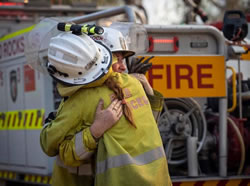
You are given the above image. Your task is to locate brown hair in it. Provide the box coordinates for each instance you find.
[105,76,136,128]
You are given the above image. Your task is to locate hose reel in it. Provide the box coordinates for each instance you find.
[158,98,207,165]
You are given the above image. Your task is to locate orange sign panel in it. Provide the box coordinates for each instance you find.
[144,56,226,98]
[241,47,250,60]
[24,65,35,92]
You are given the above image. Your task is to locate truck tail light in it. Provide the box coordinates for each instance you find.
[148,36,179,53]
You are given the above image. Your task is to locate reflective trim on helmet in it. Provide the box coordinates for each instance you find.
[96,146,165,174]
[51,59,113,88]
[84,51,100,71]
[49,44,83,63]
[48,50,101,75]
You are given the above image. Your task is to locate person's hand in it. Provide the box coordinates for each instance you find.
[130,73,154,96]
[126,56,154,74]
[90,99,123,139]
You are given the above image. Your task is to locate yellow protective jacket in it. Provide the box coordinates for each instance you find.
[40,72,171,186]
[94,74,171,186]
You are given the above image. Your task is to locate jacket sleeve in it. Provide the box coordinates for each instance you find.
[147,89,164,122]
[40,97,84,157]
[40,96,98,167]
[58,127,97,167]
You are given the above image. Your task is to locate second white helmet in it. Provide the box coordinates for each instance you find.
[91,27,135,58]
[47,32,112,86]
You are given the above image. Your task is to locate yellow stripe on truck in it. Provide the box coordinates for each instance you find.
[0,25,35,42]
[203,180,219,186]
[173,178,250,185]
[0,112,5,129]
[226,179,242,186]
[179,182,195,186]
[6,111,24,130]
[0,171,16,180]
[25,109,45,129]
[0,109,45,130]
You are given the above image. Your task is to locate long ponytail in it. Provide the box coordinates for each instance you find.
[105,76,136,128]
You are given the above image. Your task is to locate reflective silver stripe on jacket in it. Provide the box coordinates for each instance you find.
[56,156,93,175]
[42,122,49,129]
[153,110,161,123]
[96,146,165,174]
[75,131,94,160]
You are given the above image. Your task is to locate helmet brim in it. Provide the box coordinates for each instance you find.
[113,50,135,59]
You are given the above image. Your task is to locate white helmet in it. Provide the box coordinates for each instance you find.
[91,27,135,58]
[47,32,112,86]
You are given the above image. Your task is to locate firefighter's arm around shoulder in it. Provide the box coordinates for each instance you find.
[58,98,122,167]
[148,89,164,122]
[40,98,122,167]
[40,97,88,161]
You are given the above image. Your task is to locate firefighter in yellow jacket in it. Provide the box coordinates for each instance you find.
[40,32,172,186]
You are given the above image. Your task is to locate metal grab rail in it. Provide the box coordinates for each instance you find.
[227,66,237,112]
[69,5,136,24]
